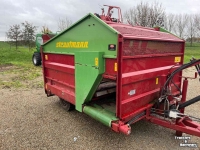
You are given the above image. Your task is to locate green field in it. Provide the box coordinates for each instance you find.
[185,43,200,62]
[0,42,42,88]
[0,42,34,66]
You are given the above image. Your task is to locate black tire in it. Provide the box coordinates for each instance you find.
[32,52,41,66]
[59,98,75,111]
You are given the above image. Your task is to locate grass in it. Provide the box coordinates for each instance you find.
[185,43,200,63]
[0,42,34,67]
[0,41,42,88]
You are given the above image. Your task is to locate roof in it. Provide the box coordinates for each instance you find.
[43,13,119,46]
[109,23,184,42]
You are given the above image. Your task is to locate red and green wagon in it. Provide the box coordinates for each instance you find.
[41,6,200,136]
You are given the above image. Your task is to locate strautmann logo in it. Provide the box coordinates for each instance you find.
[56,41,88,48]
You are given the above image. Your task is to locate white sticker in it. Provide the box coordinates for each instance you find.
[128,90,136,96]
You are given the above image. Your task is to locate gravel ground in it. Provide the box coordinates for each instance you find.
[0,67,200,150]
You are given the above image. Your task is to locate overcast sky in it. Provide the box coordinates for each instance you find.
[1,0,200,41]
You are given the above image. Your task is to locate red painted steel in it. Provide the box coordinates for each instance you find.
[123,40,182,56]
[41,53,76,104]
[111,121,131,135]
[110,24,183,42]
[116,34,123,117]
[42,34,55,43]
[148,116,200,137]
[180,78,188,114]
[114,33,184,120]
[104,58,117,79]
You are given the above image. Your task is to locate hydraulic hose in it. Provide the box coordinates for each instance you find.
[160,59,200,97]
[179,95,200,109]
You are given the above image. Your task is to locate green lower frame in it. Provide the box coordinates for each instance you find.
[83,104,118,127]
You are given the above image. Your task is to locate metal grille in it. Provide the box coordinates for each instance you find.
[123,40,182,56]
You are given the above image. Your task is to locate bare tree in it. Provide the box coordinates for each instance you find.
[174,14,188,39]
[124,1,165,27]
[6,24,22,50]
[21,21,37,50]
[194,14,200,42]
[186,14,198,46]
[57,17,72,31]
[41,25,52,34]
[164,13,176,33]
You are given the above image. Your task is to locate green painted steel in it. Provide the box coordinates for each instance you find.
[157,27,171,34]
[75,51,105,112]
[35,34,43,52]
[83,104,118,127]
[155,26,179,38]
[42,13,118,58]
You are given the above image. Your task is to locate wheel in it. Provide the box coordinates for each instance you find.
[32,52,41,66]
[59,98,75,111]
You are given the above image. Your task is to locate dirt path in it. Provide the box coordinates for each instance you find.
[0,67,199,150]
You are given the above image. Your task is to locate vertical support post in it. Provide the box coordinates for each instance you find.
[180,78,188,114]
[116,35,123,118]
[40,47,47,93]
[176,78,188,136]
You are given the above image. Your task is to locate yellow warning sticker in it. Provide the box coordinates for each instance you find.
[175,57,181,63]
[45,55,48,60]
[95,57,98,66]
[156,78,159,85]
[114,63,117,71]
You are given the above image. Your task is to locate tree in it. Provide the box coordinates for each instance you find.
[124,2,165,27]
[21,21,37,50]
[41,26,52,34]
[57,17,72,31]
[6,24,22,50]
[187,14,198,46]
[174,14,188,39]
[194,14,200,41]
[164,13,176,33]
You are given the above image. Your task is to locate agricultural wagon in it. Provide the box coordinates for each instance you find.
[41,5,200,136]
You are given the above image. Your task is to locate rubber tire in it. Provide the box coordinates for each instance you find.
[59,98,75,111]
[32,52,41,66]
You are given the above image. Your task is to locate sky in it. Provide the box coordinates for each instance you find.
[1,0,200,41]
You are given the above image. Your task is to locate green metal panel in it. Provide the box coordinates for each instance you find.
[42,13,118,58]
[35,34,42,52]
[83,104,118,127]
[155,26,180,39]
[75,51,105,112]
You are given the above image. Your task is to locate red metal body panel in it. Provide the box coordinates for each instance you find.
[42,34,55,43]
[115,36,184,121]
[104,58,117,79]
[42,53,76,104]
